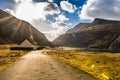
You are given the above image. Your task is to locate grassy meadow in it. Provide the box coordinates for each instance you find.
[0,45,28,72]
[45,49,120,80]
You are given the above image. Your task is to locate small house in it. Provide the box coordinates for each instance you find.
[19,38,39,50]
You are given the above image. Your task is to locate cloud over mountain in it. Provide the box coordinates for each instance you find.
[80,0,120,20]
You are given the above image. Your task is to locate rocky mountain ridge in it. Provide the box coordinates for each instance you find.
[0,9,52,46]
[53,18,120,49]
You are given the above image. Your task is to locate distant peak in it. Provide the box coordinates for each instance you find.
[92,18,120,25]
[94,18,120,22]
[94,18,109,21]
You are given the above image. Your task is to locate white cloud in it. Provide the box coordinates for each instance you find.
[44,3,60,15]
[31,19,54,32]
[49,13,71,40]
[60,1,77,13]
[55,14,69,21]
[4,9,15,15]
[13,0,60,22]
[48,27,68,41]
[44,32,55,41]
[80,0,120,20]
[53,13,71,28]
[14,0,32,3]
[52,21,68,28]
[48,12,73,40]
[48,0,53,2]
[15,2,46,21]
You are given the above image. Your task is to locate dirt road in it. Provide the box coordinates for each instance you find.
[0,51,98,80]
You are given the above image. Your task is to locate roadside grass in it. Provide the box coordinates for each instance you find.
[0,45,29,72]
[45,49,120,80]
[0,44,17,49]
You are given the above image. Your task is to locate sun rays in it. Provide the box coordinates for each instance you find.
[10,21,23,38]
[0,15,13,22]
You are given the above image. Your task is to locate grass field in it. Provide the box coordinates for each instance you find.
[0,45,28,72]
[45,49,120,80]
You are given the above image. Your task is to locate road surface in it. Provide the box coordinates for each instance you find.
[0,50,98,80]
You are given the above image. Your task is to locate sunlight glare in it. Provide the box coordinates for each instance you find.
[101,73,109,80]
[15,1,47,22]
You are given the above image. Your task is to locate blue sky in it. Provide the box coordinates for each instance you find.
[0,0,120,41]
[0,0,89,26]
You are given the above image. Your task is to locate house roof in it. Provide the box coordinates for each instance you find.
[27,38,38,45]
[20,38,38,45]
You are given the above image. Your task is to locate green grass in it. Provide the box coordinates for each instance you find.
[45,49,120,80]
[0,46,28,72]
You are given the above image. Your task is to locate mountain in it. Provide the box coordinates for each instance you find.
[0,9,52,46]
[53,18,120,49]
[66,23,90,33]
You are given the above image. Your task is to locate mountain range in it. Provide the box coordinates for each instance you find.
[53,18,120,49]
[1,9,120,49]
[0,9,52,46]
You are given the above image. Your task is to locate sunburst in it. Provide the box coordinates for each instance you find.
[0,15,12,22]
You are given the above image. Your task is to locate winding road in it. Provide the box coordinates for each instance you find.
[0,50,98,80]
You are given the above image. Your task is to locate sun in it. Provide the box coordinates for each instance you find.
[15,1,47,22]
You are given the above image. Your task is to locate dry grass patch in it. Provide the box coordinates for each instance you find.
[45,49,120,80]
[0,49,28,72]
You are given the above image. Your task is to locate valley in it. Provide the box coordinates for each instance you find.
[0,5,120,80]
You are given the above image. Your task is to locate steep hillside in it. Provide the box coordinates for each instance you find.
[0,9,52,46]
[66,23,90,33]
[53,18,120,49]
